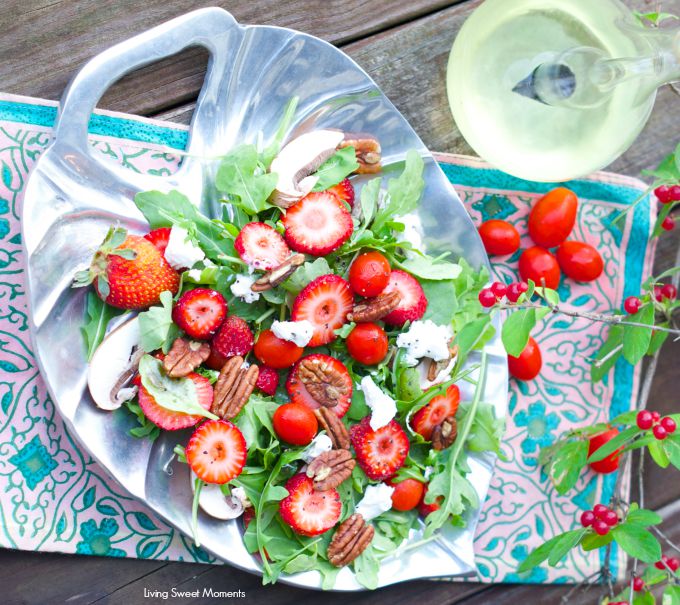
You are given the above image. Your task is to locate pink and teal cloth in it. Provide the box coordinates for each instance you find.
[0,94,655,583]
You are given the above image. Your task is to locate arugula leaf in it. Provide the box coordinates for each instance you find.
[396,256,462,280]
[311,146,359,191]
[281,258,331,294]
[611,523,661,563]
[80,291,125,361]
[420,279,458,325]
[215,144,278,215]
[137,291,178,353]
[465,402,504,455]
[359,177,380,234]
[138,355,218,419]
[371,150,425,233]
[123,399,161,442]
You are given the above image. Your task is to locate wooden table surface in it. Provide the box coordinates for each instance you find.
[1,1,679,603]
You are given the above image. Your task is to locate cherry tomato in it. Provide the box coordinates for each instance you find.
[346,323,389,365]
[272,402,318,445]
[204,346,227,371]
[388,478,425,511]
[254,329,303,369]
[349,251,391,297]
[508,336,542,381]
[556,241,603,282]
[418,487,442,517]
[519,246,561,289]
[478,219,521,256]
[587,428,621,474]
[528,187,578,248]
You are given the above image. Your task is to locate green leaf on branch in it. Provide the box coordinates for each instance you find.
[543,439,589,495]
[547,528,588,566]
[663,585,680,605]
[648,440,670,468]
[517,529,585,572]
[625,508,662,527]
[581,531,614,551]
[611,524,662,563]
[501,308,537,357]
[622,304,655,364]
[587,426,637,463]
[591,325,624,383]
[535,287,560,307]
[665,435,680,470]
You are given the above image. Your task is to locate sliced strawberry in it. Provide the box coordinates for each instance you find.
[144,227,172,255]
[234,222,290,270]
[286,354,352,418]
[138,372,213,431]
[327,178,355,209]
[211,316,254,358]
[291,274,353,346]
[279,473,341,536]
[172,288,227,340]
[282,191,353,255]
[256,365,279,396]
[350,417,409,480]
[382,269,427,326]
[411,384,460,440]
[185,419,247,484]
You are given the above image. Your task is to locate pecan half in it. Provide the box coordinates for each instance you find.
[427,344,459,382]
[163,338,211,378]
[327,514,374,567]
[431,416,457,451]
[347,291,400,323]
[339,133,381,174]
[298,357,350,408]
[306,449,355,491]
[211,356,259,420]
[314,408,351,450]
[251,253,305,292]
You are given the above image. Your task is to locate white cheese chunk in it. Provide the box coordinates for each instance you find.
[360,376,397,431]
[355,483,395,521]
[396,320,452,367]
[164,226,205,270]
[301,433,333,463]
[271,320,314,348]
[230,274,260,303]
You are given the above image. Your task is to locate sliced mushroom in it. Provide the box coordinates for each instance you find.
[87,316,142,411]
[190,472,244,520]
[269,129,345,208]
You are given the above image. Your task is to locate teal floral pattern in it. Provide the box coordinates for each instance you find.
[0,96,654,585]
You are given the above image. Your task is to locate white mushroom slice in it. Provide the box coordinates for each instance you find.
[270,129,345,208]
[87,316,142,411]
[190,472,244,520]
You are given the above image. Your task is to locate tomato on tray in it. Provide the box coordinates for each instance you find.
[508,337,542,381]
[556,241,603,282]
[478,219,520,256]
[587,428,621,474]
[519,246,561,290]
[528,187,578,248]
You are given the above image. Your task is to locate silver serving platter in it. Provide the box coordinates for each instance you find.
[22,8,508,591]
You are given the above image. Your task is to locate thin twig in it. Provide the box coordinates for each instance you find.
[652,526,680,554]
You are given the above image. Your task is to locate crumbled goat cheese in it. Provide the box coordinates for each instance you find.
[423,466,434,480]
[271,320,314,348]
[360,376,397,431]
[230,274,260,303]
[301,433,333,463]
[164,226,205,270]
[355,483,395,521]
[396,320,453,366]
[398,213,425,258]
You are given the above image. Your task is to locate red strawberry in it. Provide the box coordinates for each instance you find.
[279,473,341,536]
[172,288,227,340]
[144,227,172,255]
[138,372,213,430]
[291,274,353,346]
[185,419,247,484]
[350,417,409,480]
[73,226,180,310]
[381,270,427,326]
[234,222,290,270]
[286,354,352,417]
[327,178,355,209]
[282,191,353,255]
[211,316,254,358]
[256,366,279,396]
[411,384,460,440]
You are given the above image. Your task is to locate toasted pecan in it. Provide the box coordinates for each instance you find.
[306,449,355,491]
[163,338,210,378]
[339,133,381,174]
[431,416,457,451]
[314,407,350,450]
[211,356,259,419]
[251,253,305,292]
[297,357,350,408]
[347,291,400,323]
[327,514,374,567]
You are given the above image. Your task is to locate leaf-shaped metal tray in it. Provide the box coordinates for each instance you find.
[22,7,508,590]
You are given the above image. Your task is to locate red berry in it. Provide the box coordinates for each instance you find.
[518,282,529,293]
[234,222,290,270]
[506,283,521,303]
[381,270,428,326]
[602,510,619,526]
[580,510,596,527]
[652,411,661,422]
[593,503,609,519]
[593,520,610,536]
[654,285,664,302]
[211,316,254,358]
[508,337,542,381]
[185,420,247,484]
[661,284,677,300]
[350,417,410,481]
[388,478,425,512]
[172,288,228,340]
[253,329,303,369]
[479,288,496,308]
[637,410,654,430]
[670,185,680,201]
[286,354,352,418]
[653,424,668,440]
[256,366,279,396]
[655,555,670,570]
[279,474,341,536]
[662,216,675,231]
[654,185,673,204]
[346,323,389,365]
[588,429,621,474]
[272,402,318,446]
[660,416,677,434]
[633,577,644,592]
[490,281,507,297]
[291,274,353,347]
[668,556,680,572]
[348,251,391,297]
[624,296,642,314]
[418,489,443,517]
[411,384,461,440]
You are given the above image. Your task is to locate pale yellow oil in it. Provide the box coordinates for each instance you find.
[447,0,656,182]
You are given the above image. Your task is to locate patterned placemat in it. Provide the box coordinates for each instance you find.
[0,93,654,583]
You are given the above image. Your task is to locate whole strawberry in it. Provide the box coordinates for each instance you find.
[74,226,180,310]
